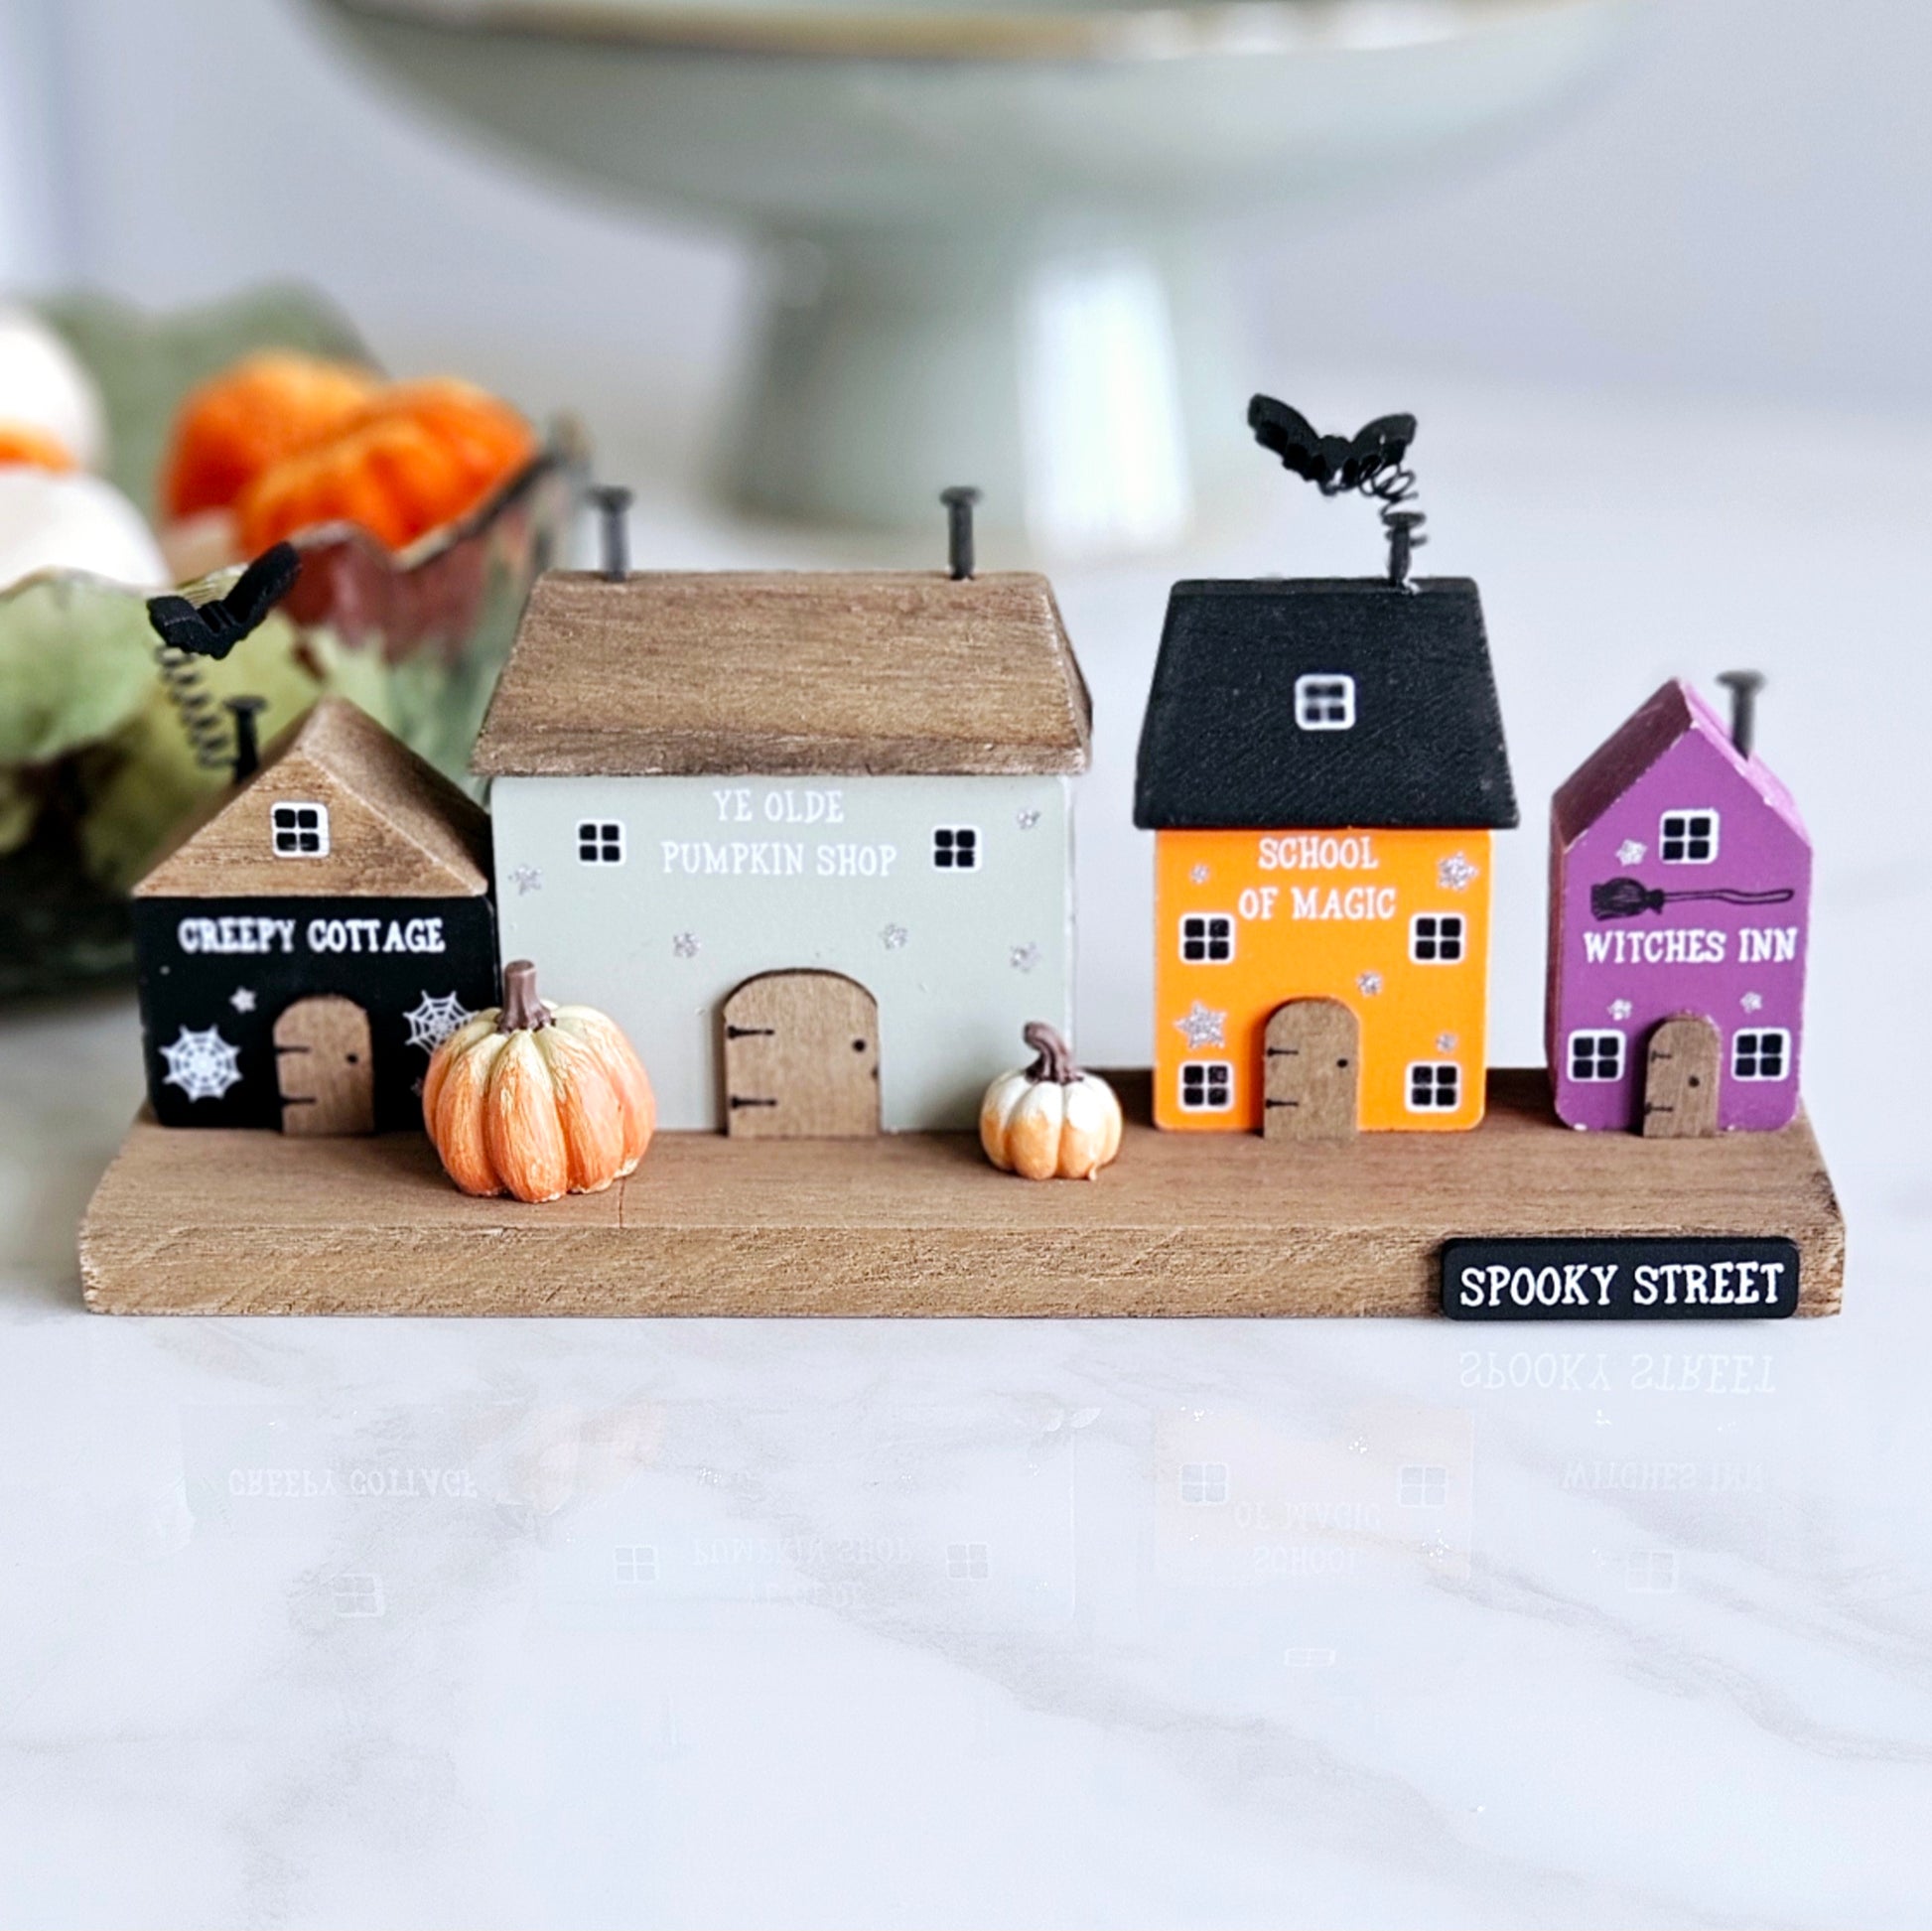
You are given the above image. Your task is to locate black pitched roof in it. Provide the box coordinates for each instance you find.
[1133,576,1518,831]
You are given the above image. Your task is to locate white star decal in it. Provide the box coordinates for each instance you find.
[1015,808,1041,830]
[161,1026,242,1102]
[1609,999,1633,1022]
[229,987,256,1014]
[881,923,908,951]
[510,865,543,896]
[404,991,475,1055]
[1438,853,1479,893]
[672,932,700,959]
[1617,839,1647,867]
[1010,942,1041,973]
[1189,863,1211,885]
[1740,991,1764,1013]
[1357,971,1383,997]
[1173,1001,1226,1049]
[1437,1033,1458,1053]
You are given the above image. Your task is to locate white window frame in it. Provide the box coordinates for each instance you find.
[945,1542,990,1580]
[1178,911,1236,965]
[931,825,980,872]
[1405,1061,1461,1113]
[613,1545,658,1584]
[1178,1059,1235,1112]
[1397,1465,1448,1508]
[1409,910,1467,965]
[1179,1461,1229,1506]
[577,818,625,866]
[1731,1028,1792,1082]
[1658,807,1721,865]
[1294,672,1356,732]
[1567,1030,1627,1082]
[270,800,330,859]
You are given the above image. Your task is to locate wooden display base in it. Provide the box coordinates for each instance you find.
[77,1071,1845,1318]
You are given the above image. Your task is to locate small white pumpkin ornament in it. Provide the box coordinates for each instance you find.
[980,1023,1123,1181]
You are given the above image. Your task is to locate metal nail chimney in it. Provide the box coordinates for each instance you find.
[225,695,267,785]
[589,484,632,582]
[1717,669,1765,758]
[940,485,981,581]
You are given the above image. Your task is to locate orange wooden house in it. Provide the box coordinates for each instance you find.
[1134,576,1518,1136]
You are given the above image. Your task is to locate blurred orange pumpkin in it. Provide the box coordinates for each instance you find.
[0,423,77,472]
[236,378,537,555]
[162,350,378,520]
[423,960,655,1203]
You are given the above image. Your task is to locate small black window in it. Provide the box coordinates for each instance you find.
[1410,912,1466,964]
[1659,809,1719,864]
[932,826,979,871]
[1732,1029,1790,1081]
[1407,1061,1460,1112]
[1179,913,1234,964]
[1178,1061,1234,1112]
[1568,1031,1626,1082]
[270,801,329,858]
[578,820,624,865]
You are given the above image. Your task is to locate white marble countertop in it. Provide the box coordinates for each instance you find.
[3,383,1930,1929]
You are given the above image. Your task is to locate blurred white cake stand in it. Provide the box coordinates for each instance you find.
[313,0,1634,550]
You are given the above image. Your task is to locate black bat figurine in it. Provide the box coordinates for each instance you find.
[1247,395,1417,496]
[145,542,301,660]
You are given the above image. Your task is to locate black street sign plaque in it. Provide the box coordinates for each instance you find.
[1441,1237,1800,1321]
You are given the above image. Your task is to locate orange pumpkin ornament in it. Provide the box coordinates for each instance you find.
[161,350,379,519]
[236,377,537,554]
[0,422,77,473]
[423,960,655,1203]
[979,1023,1123,1180]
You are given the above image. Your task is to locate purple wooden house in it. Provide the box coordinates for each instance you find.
[1547,676,1810,1134]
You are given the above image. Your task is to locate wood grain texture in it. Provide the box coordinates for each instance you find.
[723,971,880,1139]
[1264,998,1359,1141]
[470,572,1092,777]
[136,698,491,899]
[1644,1015,1722,1139]
[79,1070,1846,1318]
[273,996,374,1136]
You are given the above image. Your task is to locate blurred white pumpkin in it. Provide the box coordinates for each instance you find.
[0,305,106,471]
[980,1022,1123,1181]
[0,470,167,590]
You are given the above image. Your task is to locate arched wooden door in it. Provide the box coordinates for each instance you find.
[274,995,374,1135]
[1642,1013,1721,1138]
[722,971,880,1139]
[1263,998,1360,1141]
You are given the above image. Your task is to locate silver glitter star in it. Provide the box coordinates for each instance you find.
[1609,999,1633,1022]
[1015,808,1041,830]
[1010,942,1041,973]
[1357,971,1383,997]
[1616,839,1646,867]
[510,864,543,896]
[1439,852,1479,893]
[1173,1000,1226,1049]
[1437,1033,1458,1053]
[1189,863,1211,885]
[672,932,700,959]
[1740,990,1764,1013]
[229,987,256,1014]
[881,923,908,951]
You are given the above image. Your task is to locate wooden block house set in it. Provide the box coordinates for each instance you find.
[1547,674,1811,1136]
[1134,408,1518,1139]
[131,697,499,1133]
[469,517,1091,1136]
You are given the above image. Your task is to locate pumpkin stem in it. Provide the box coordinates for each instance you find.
[1023,1021,1080,1085]
[496,959,552,1034]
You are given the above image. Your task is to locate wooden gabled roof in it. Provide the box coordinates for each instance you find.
[136,697,491,899]
[470,571,1092,777]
